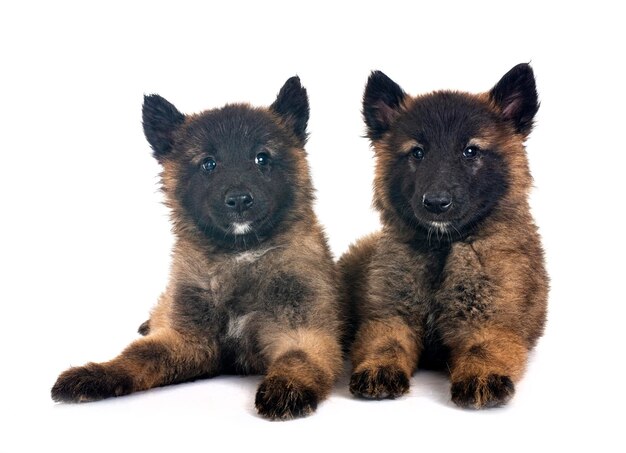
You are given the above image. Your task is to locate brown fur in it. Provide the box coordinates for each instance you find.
[52,78,343,420]
[341,65,548,408]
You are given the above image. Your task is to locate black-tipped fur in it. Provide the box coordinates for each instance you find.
[51,363,134,403]
[349,365,410,399]
[451,374,515,409]
[142,94,185,158]
[270,76,309,145]
[255,376,319,420]
[53,77,343,421]
[363,70,408,140]
[341,63,547,411]
[489,63,539,136]
[137,320,150,336]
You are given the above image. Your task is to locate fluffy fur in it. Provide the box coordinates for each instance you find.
[52,77,343,420]
[340,64,548,408]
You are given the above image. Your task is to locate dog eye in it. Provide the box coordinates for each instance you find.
[201,157,217,172]
[255,152,270,166]
[463,146,479,159]
[411,146,425,160]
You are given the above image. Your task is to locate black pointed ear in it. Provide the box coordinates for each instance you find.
[363,71,407,140]
[142,94,185,159]
[270,76,309,145]
[489,63,539,136]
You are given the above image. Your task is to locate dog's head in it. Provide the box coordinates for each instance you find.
[143,77,312,249]
[363,63,538,241]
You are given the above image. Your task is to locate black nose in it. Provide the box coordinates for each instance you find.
[423,193,452,214]
[225,190,254,211]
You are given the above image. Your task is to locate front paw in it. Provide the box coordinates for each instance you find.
[255,376,318,420]
[51,363,134,403]
[451,374,514,409]
[349,365,410,399]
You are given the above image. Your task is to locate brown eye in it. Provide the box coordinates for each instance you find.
[255,152,270,166]
[201,157,217,172]
[411,146,425,160]
[463,146,479,159]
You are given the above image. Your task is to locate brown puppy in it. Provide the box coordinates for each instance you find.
[51,77,343,420]
[340,64,548,408]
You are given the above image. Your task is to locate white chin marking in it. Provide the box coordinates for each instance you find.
[430,221,450,233]
[232,222,252,235]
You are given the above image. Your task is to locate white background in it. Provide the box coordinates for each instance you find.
[1,1,624,451]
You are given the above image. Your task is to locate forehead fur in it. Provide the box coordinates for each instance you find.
[175,104,296,156]
[392,91,502,146]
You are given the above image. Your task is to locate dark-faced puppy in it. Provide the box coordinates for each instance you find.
[340,64,548,408]
[52,77,343,420]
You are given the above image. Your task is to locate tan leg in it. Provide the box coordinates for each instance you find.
[349,317,420,399]
[51,330,217,402]
[255,327,342,420]
[449,327,527,409]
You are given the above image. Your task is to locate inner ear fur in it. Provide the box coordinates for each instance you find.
[270,76,310,145]
[142,94,185,159]
[489,63,539,136]
[363,70,408,140]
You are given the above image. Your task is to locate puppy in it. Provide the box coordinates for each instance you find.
[340,64,548,408]
[52,77,343,420]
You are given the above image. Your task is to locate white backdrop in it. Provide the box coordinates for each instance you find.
[1,1,624,451]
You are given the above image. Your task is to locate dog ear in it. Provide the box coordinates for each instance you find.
[489,63,539,136]
[270,76,309,145]
[142,94,185,159]
[363,71,407,140]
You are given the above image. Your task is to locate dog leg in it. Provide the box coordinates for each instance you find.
[51,329,217,402]
[255,327,342,420]
[437,241,534,408]
[349,317,419,399]
[448,328,527,409]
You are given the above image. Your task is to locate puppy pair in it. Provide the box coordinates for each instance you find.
[52,64,548,417]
